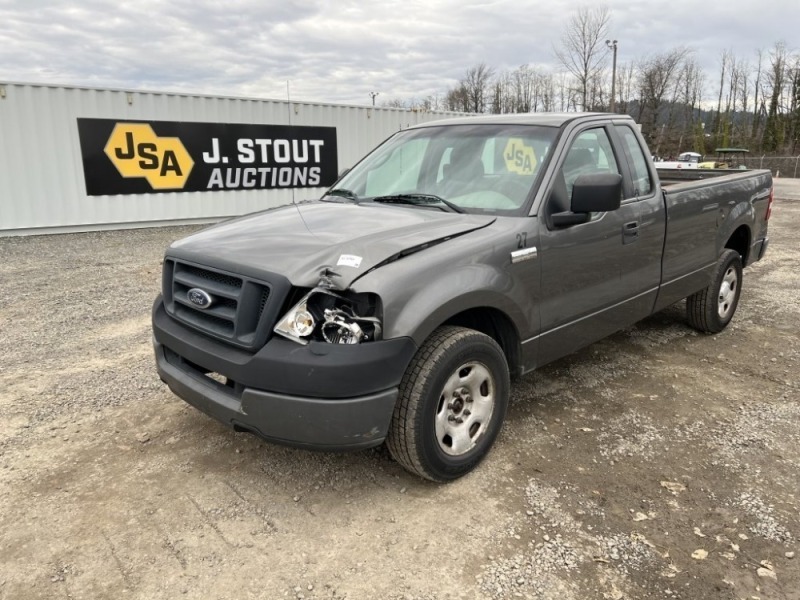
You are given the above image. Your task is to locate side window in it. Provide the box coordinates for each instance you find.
[616,126,652,196]
[561,128,620,198]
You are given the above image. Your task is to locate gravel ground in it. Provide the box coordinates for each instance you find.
[1,180,798,600]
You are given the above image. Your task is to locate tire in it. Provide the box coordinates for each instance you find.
[686,249,743,333]
[386,326,510,482]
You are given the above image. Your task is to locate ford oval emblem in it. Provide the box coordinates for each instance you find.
[187,288,213,310]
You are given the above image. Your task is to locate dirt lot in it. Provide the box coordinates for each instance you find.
[1,181,798,600]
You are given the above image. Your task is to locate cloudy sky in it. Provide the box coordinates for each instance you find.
[1,0,798,107]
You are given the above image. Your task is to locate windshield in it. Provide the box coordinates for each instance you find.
[326,123,557,215]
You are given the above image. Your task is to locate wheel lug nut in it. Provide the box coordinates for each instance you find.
[448,415,456,422]
[463,410,471,417]
[447,403,455,409]
[456,417,464,424]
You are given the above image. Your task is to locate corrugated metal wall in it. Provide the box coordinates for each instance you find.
[0,82,462,235]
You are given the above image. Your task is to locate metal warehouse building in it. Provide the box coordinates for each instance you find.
[0,82,461,235]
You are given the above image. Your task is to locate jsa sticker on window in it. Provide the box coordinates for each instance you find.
[503,138,537,175]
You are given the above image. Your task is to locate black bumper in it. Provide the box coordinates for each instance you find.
[152,298,417,450]
[756,237,769,261]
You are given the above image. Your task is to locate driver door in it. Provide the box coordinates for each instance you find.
[536,125,650,366]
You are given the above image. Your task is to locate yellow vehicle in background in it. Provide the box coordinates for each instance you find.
[699,148,749,169]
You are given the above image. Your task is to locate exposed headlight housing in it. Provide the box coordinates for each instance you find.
[273,295,316,343]
[274,288,382,345]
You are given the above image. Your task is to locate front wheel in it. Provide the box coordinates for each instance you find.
[686,249,743,333]
[386,326,510,482]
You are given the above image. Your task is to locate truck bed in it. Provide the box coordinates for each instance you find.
[654,168,772,313]
[657,168,756,187]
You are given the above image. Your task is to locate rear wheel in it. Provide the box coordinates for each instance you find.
[686,249,743,333]
[386,326,510,482]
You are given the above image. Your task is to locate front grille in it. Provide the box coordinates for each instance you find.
[257,289,270,320]
[163,259,288,350]
[178,264,243,289]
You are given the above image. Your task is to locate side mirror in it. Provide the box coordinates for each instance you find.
[550,173,622,228]
[570,173,622,213]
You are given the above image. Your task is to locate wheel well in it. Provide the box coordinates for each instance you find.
[443,308,522,378]
[725,225,751,265]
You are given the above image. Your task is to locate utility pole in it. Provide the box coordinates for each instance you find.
[605,39,618,113]
[369,91,379,106]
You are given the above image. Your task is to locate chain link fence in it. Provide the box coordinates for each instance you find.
[751,156,800,178]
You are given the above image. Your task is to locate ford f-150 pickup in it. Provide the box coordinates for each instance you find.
[152,113,773,481]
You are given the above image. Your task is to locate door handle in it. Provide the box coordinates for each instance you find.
[623,221,639,245]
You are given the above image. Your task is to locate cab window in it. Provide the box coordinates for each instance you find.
[615,126,653,196]
[561,128,620,198]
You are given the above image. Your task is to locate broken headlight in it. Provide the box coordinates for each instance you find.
[274,288,382,345]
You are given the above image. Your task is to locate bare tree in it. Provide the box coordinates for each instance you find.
[540,73,556,112]
[490,76,506,114]
[751,49,764,142]
[462,63,495,113]
[513,64,537,112]
[763,42,788,151]
[381,98,409,109]
[790,59,800,153]
[419,94,442,111]
[554,6,611,111]
[615,61,636,115]
[489,64,547,114]
[721,52,741,147]
[713,50,731,140]
[586,70,608,111]
[678,58,705,154]
[738,60,751,143]
[636,47,689,146]
[444,84,470,112]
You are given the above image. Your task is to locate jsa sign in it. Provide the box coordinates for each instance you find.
[77,118,338,196]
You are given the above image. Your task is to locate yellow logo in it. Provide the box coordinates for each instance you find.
[503,138,537,175]
[104,123,194,190]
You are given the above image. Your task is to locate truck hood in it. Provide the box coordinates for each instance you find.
[168,201,496,288]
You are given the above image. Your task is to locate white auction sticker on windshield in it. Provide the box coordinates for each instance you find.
[337,254,363,268]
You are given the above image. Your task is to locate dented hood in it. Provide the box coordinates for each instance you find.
[168,201,495,287]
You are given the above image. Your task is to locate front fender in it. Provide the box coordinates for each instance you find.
[354,259,537,346]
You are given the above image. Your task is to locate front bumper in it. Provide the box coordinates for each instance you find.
[153,298,417,450]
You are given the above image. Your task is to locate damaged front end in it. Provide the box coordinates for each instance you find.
[274,286,383,345]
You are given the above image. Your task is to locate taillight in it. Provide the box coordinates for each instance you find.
[766,186,774,221]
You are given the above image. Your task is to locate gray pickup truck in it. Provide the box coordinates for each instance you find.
[152,113,773,481]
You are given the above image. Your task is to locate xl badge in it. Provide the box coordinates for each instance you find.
[187,288,213,309]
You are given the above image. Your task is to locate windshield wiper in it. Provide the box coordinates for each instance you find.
[324,188,360,202]
[371,193,466,214]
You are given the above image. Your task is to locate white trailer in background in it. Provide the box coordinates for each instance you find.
[0,82,463,235]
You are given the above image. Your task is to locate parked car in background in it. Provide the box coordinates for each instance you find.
[655,151,702,170]
[699,148,750,169]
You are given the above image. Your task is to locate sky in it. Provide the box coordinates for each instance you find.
[1,0,798,108]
